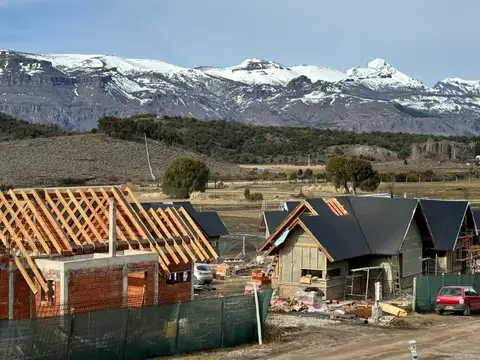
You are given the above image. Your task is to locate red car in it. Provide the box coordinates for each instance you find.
[435,285,480,316]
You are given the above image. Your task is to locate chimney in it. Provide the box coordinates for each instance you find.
[109,198,117,257]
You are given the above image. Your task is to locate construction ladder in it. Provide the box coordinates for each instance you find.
[266,254,279,278]
[390,257,402,296]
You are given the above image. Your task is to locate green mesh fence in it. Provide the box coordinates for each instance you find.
[0,290,273,360]
[414,274,480,312]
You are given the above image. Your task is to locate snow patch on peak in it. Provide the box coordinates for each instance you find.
[345,58,424,90]
[367,58,389,69]
[434,77,480,96]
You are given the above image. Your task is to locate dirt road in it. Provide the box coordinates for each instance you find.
[270,317,480,360]
[173,314,480,360]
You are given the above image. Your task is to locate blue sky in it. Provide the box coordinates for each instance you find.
[0,0,479,85]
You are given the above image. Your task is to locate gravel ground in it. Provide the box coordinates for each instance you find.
[170,313,480,360]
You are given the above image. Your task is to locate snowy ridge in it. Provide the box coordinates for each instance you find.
[2,49,480,135]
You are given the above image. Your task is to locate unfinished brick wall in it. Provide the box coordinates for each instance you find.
[158,275,191,305]
[127,263,156,307]
[69,266,124,313]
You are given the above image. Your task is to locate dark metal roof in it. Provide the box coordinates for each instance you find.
[300,213,371,261]
[348,197,419,255]
[264,211,289,234]
[473,209,480,231]
[420,199,468,251]
[284,201,301,211]
[135,201,228,238]
[193,212,229,237]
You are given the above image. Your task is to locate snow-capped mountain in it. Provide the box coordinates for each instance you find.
[1,49,480,135]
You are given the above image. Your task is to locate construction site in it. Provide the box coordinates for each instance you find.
[0,186,225,320]
[1,187,480,359]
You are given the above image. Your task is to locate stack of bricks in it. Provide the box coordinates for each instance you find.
[244,270,271,295]
[213,264,229,280]
[250,270,271,285]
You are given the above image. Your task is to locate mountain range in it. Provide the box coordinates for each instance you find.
[1,49,480,135]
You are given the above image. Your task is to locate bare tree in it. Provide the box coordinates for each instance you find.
[386,173,396,197]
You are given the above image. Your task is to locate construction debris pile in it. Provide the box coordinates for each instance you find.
[270,288,412,325]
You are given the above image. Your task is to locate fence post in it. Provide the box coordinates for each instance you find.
[122,308,131,360]
[174,302,181,354]
[220,297,225,347]
[412,277,417,312]
[66,307,75,360]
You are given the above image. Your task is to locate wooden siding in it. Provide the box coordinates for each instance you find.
[278,228,326,284]
[400,219,423,277]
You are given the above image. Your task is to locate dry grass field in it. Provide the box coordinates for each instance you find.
[0,133,245,187]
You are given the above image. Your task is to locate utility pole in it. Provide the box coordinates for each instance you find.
[307,154,311,167]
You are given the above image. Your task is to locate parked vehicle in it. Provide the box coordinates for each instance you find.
[435,285,480,316]
[194,263,213,285]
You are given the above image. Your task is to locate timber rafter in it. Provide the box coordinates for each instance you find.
[0,186,218,295]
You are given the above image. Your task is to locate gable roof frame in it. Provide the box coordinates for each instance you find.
[451,203,472,251]
[264,217,335,262]
[258,200,318,252]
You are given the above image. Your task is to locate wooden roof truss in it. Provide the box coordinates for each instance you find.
[0,186,218,295]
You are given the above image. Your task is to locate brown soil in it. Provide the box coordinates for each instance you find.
[0,133,244,186]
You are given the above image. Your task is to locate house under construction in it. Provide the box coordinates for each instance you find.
[259,196,479,300]
[0,186,222,320]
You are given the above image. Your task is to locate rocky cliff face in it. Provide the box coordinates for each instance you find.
[1,50,480,135]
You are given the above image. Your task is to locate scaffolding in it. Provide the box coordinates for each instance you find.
[343,265,384,300]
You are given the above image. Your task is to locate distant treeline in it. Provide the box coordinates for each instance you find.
[0,112,66,140]
[96,115,479,164]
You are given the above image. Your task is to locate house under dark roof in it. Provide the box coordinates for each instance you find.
[300,211,370,261]
[263,211,290,235]
[348,197,419,255]
[192,212,229,238]
[135,201,229,238]
[284,201,301,211]
[420,199,469,251]
[472,209,480,232]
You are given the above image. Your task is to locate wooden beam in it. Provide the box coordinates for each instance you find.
[30,190,73,252]
[54,189,94,244]
[164,208,207,261]
[110,187,170,272]
[66,189,104,242]
[149,208,188,264]
[78,191,109,237]
[14,256,39,295]
[0,192,42,254]
[178,207,218,259]
[7,191,55,255]
[44,192,82,246]
[89,189,128,241]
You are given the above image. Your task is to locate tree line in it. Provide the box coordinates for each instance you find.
[0,112,66,140]
[96,115,479,164]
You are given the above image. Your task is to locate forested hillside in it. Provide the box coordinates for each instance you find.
[97,115,478,164]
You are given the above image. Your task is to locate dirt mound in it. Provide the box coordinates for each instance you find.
[0,133,245,187]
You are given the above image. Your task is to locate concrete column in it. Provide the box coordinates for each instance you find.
[8,261,15,320]
[153,262,159,305]
[59,270,69,316]
[122,265,128,307]
[109,198,117,258]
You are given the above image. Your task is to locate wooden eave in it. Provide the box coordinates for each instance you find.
[258,200,318,252]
